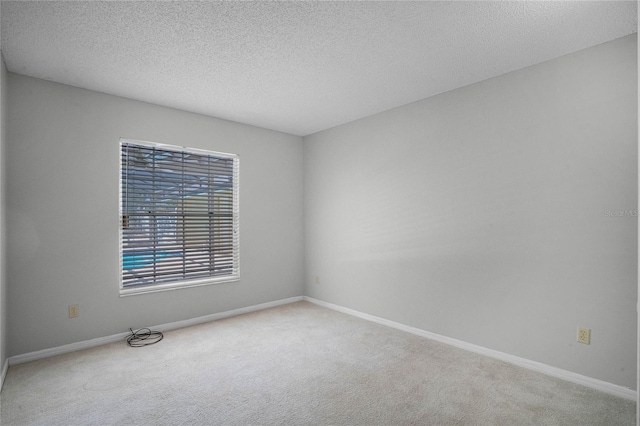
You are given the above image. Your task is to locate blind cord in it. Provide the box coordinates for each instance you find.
[126,327,164,347]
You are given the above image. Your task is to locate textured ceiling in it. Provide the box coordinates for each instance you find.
[1,1,637,136]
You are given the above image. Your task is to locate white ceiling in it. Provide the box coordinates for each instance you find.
[1,1,637,136]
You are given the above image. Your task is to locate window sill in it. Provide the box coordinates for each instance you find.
[119,275,239,297]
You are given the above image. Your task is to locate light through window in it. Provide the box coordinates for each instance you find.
[119,139,239,295]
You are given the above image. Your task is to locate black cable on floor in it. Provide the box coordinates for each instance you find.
[126,327,163,347]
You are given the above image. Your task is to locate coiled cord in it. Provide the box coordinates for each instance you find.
[126,327,164,347]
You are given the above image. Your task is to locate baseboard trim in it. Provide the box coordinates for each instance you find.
[0,358,8,392]
[8,296,304,366]
[303,296,637,401]
[8,295,635,401]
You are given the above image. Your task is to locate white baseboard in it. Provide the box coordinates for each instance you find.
[8,296,304,366]
[9,332,132,366]
[303,296,638,402]
[0,358,8,392]
[6,294,635,402]
[152,296,303,333]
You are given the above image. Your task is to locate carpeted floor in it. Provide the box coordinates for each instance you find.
[0,301,636,425]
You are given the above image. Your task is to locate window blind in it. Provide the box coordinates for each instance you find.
[120,140,239,290]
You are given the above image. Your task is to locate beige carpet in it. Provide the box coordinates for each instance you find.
[0,301,635,425]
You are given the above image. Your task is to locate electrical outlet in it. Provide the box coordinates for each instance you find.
[315,275,320,284]
[577,327,590,345]
[68,304,79,318]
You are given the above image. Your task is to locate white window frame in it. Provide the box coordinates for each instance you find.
[119,138,240,296]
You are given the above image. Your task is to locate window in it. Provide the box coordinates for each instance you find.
[119,139,239,295]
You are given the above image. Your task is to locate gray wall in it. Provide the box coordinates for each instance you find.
[0,53,7,374]
[304,35,638,389]
[6,74,304,356]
